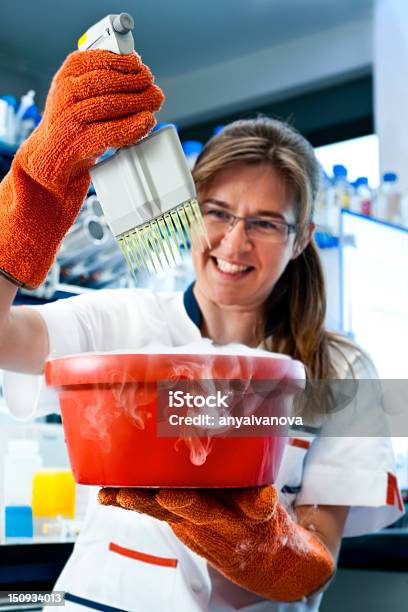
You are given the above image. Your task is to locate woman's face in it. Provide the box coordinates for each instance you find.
[192,162,305,312]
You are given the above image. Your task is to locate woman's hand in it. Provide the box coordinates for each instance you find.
[99,486,335,603]
[28,49,164,190]
[0,49,164,288]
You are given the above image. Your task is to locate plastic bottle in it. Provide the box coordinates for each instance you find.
[326,165,352,235]
[349,180,358,213]
[313,169,331,230]
[400,193,408,228]
[354,177,373,216]
[182,140,203,170]
[375,172,401,224]
[16,90,35,119]
[332,165,352,208]
[32,469,76,537]
[0,98,9,143]
[3,440,42,538]
[18,102,39,144]
[0,95,18,146]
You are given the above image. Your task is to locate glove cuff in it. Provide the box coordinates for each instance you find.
[0,161,90,288]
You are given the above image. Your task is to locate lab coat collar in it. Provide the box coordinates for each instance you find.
[183,281,275,336]
[183,282,202,329]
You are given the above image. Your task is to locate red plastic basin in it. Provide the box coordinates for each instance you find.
[45,352,305,487]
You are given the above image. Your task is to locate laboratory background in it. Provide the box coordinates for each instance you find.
[0,0,407,610]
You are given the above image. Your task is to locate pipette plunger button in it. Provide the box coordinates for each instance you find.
[113,13,134,34]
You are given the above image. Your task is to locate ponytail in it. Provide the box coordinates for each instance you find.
[266,241,339,381]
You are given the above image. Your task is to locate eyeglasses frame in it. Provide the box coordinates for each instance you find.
[200,203,298,243]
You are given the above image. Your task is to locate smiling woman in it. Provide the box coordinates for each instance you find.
[192,163,305,336]
[99,117,403,610]
[191,117,346,376]
[1,103,403,611]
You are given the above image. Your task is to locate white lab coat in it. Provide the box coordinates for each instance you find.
[4,288,404,612]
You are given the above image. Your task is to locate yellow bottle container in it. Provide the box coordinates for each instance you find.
[32,469,76,536]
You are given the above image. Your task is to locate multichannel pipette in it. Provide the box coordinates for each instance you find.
[78,13,210,274]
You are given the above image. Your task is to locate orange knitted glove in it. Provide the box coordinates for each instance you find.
[0,49,164,288]
[99,486,334,602]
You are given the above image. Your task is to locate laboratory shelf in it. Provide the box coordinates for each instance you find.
[0,540,74,596]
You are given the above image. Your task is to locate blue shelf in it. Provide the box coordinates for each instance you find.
[341,207,408,233]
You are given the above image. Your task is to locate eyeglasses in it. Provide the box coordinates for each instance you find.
[200,203,297,243]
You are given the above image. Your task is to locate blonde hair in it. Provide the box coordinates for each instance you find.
[193,117,356,383]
